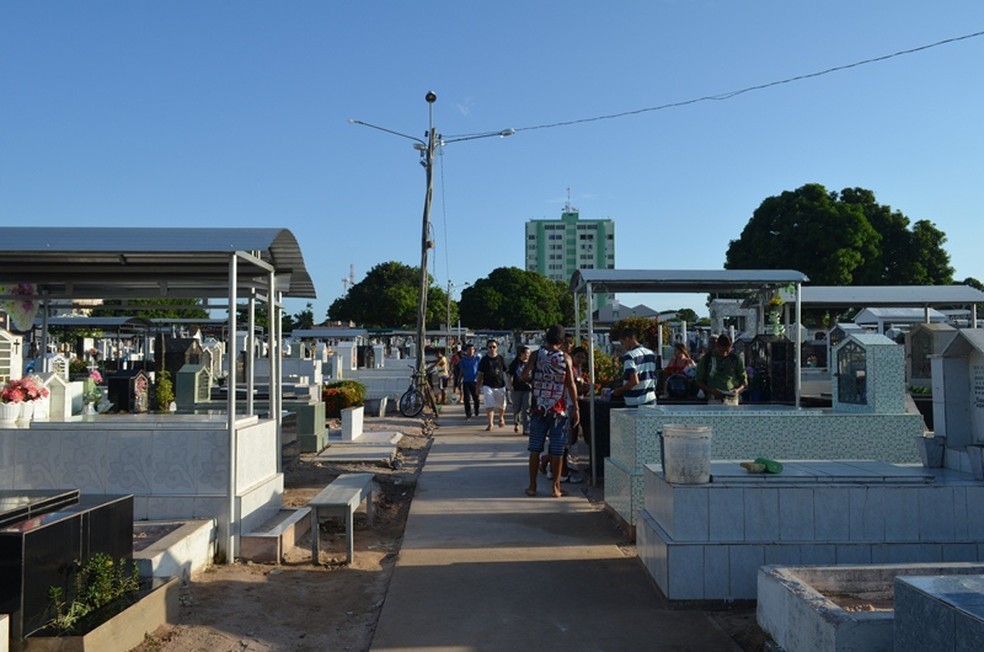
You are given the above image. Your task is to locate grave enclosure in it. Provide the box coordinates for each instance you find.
[626,331,984,615]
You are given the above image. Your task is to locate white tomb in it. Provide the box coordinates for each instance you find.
[0,329,24,384]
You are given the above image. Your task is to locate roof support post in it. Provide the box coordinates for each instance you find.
[586,282,597,486]
[227,253,239,559]
[271,276,283,474]
[247,291,256,417]
[40,291,49,373]
[795,281,802,407]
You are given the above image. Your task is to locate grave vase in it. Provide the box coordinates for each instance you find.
[32,396,50,422]
[1,401,19,424]
[18,401,35,422]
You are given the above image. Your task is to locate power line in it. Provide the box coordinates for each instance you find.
[446,29,984,138]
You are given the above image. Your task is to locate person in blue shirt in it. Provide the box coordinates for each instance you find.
[457,343,481,419]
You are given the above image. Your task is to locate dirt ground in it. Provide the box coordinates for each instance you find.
[131,415,768,652]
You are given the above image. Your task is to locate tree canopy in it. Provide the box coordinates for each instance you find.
[93,298,209,319]
[459,267,572,330]
[725,183,953,286]
[327,261,452,329]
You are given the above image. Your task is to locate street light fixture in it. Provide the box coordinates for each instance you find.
[350,92,513,378]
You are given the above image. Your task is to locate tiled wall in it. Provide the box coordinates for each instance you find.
[607,407,924,525]
[831,335,906,414]
[639,467,984,600]
[894,574,984,650]
[0,416,281,554]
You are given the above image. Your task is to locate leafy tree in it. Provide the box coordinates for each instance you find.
[725,183,953,286]
[327,261,452,329]
[93,298,209,319]
[235,302,314,334]
[459,267,566,330]
[553,280,580,326]
[964,277,984,316]
[674,308,700,324]
[286,303,315,331]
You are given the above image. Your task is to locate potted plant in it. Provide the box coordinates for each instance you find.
[322,380,366,419]
[1,375,50,423]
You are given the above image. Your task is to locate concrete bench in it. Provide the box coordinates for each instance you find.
[240,508,311,564]
[309,472,374,564]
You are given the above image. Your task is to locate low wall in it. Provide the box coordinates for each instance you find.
[0,414,281,557]
[607,404,926,527]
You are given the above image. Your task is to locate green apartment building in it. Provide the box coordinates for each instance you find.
[525,205,615,308]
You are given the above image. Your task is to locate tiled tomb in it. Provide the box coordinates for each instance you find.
[637,461,984,601]
[607,333,925,528]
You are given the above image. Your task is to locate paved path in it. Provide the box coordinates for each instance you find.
[371,403,743,651]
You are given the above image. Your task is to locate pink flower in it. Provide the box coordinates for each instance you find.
[89,370,103,384]
[1,376,48,404]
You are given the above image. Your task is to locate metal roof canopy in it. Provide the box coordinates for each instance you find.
[571,268,809,295]
[0,227,313,558]
[0,227,316,300]
[779,285,984,310]
[570,268,809,486]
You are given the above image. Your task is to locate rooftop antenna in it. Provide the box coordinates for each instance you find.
[564,187,577,214]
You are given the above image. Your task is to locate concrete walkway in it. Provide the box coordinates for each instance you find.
[370,402,743,651]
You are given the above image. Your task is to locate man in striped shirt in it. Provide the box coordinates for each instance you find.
[611,327,658,407]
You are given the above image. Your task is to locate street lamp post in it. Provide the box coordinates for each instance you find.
[350,93,513,380]
[415,92,437,379]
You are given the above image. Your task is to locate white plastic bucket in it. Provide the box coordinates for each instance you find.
[661,424,712,484]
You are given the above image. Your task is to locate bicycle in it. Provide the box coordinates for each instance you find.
[398,365,440,419]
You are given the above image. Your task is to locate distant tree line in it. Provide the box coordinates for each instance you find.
[327,183,968,331]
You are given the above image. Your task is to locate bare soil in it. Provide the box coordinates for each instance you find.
[131,415,768,652]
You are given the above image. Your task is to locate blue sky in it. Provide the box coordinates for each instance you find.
[3,2,983,320]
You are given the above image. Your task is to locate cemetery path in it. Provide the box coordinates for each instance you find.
[131,410,767,652]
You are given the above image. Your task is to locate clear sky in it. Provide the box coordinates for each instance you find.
[3,2,983,321]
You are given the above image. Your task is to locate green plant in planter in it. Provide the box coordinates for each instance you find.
[322,380,366,418]
[609,316,667,352]
[47,553,141,634]
[155,370,175,411]
[68,357,89,375]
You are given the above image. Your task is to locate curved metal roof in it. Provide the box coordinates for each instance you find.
[0,227,316,300]
[570,268,809,294]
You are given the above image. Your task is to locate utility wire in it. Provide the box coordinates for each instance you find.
[445,29,984,138]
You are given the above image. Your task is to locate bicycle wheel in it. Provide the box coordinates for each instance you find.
[398,388,425,417]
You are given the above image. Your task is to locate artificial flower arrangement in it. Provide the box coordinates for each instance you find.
[1,376,50,403]
[83,370,103,406]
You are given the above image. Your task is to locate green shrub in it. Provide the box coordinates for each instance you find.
[47,553,140,634]
[155,370,175,411]
[322,380,366,418]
